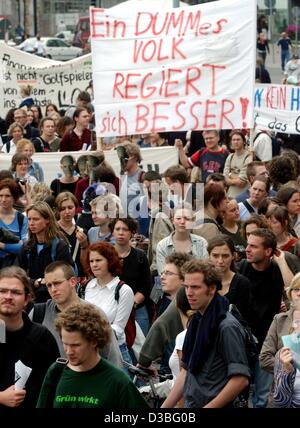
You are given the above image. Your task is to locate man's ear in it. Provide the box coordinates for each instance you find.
[70,276,77,289]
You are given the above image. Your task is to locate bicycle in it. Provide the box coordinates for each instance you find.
[123,360,173,408]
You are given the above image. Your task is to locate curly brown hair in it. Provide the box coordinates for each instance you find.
[240,214,269,240]
[55,302,110,350]
[85,242,122,277]
[165,252,193,279]
[268,156,297,191]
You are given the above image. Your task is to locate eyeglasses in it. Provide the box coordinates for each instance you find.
[161,271,180,277]
[45,279,66,289]
[0,288,24,296]
[291,288,300,293]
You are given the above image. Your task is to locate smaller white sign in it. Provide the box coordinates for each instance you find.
[15,360,32,390]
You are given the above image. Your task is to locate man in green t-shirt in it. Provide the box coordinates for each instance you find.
[37,302,148,408]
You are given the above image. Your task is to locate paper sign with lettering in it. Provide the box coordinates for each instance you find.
[254,84,300,134]
[0,44,92,116]
[91,0,256,137]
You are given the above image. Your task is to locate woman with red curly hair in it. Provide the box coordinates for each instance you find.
[84,241,134,368]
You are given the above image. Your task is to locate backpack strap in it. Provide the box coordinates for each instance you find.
[46,358,68,408]
[242,200,255,214]
[114,280,125,302]
[6,140,11,153]
[228,153,234,172]
[17,211,24,240]
[51,238,59,262]
[253,131,266,143]
[32,302,47,324]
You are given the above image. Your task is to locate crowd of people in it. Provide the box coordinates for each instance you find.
[1,77,300,409]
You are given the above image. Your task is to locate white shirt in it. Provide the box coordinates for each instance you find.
[168,329,186,381]
[2,139,16,154]
[238,199,257,221]
[253,131,272,162]
[34,40,45,55]
[85,276,134,346]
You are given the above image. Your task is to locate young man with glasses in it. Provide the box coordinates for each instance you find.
[138,252,192,374]
[0,266,59,408]
[29,261,122,369]
[13,109,40,141]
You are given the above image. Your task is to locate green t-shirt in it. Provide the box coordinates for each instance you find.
[37,358,148,408]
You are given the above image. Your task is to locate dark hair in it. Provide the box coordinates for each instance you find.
[108,216,138,235]
[176,286,192,316]
[56,116,74,138]
[163,165,189,184]
[229,130,246,143]
[45,103,59,115]
[165,252,193,280]
[257,196,282,216]
[182,259,222,291]
[266,205,292,233]
[277,186,300,206]
[0,170,13,180]
[0,178,21,201]
[207,235,236,271]
[0,266,32,296]
[77,91,91,103]
[206,173,227,189]
[60,154,76,166]
[247,228,277,255]
[93,163,117,183]
[204,182,226,209]
[86,242,122,277]
[73,107,88,122]
[251,175,270,193]
[268,156,297,191]
[246,161,265,180]
[144,171,162,182]
[10,153,29,172]
[45,261,76,279]
[39,116,55,133]
[55,302,110,350]
[240,214,269,240]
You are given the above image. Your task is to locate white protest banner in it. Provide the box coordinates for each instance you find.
[0,44,92,117]
[254,83,300,134]
[0,146,178,186]
[91,0,256,137]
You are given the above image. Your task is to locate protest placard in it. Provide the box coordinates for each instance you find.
[254,83,300,134]
[91,0,256,137]
[0,44,92,117]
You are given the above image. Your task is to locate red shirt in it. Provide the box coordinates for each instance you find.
[60,128,91,151]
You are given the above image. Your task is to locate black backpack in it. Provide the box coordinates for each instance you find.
[229,303,258,370]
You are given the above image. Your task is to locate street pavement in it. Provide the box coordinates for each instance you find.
[265,43,285,84]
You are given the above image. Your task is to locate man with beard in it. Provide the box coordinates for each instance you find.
[238,228,285,407]
[0,266,59,408]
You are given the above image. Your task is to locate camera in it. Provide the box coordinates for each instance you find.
[16,178,27,185]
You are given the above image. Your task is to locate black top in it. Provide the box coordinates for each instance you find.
[237,260,284,348]
[0,312,59,408]
[225,273,253,326]
[50,178,79,198]
[24,124,40,140]
[76,212,94,233]
[119,247,152,306]
[218,224,247,249]
[18,239,73,303]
